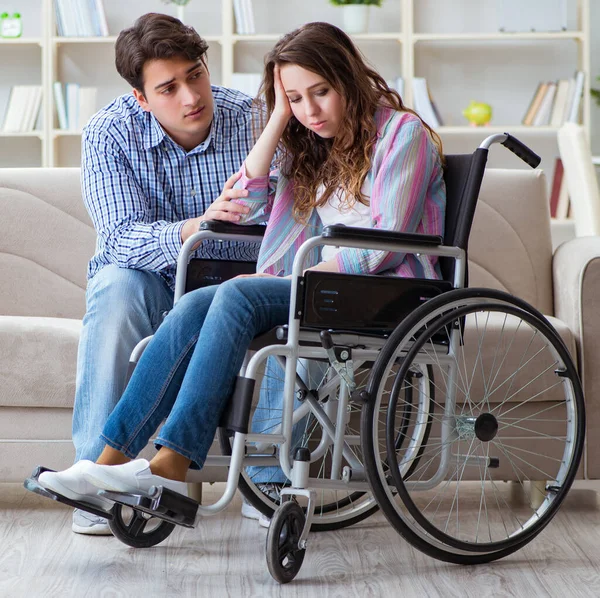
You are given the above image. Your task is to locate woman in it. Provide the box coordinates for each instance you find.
[38,22,446,502]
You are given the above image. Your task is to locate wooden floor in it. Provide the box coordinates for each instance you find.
[2,481,600,597]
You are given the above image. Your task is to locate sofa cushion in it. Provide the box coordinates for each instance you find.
[0,316,80,409]
[0,168,94,319]
[469,169,553,316]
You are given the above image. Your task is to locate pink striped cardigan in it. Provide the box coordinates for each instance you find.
[234,107,446,279]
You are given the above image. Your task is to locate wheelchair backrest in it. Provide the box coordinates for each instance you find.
[439,150,489,284]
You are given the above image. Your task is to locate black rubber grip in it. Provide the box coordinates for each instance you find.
[199,220,266,237]
[322,224,443,247]
[320,330,334,350]
[501,134,541,169]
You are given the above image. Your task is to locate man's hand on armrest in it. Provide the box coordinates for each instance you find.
[181,172,251,245]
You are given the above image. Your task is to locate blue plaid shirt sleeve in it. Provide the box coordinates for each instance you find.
[81,124,184,272]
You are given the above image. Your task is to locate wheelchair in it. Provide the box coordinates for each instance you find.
[25,133,585,584]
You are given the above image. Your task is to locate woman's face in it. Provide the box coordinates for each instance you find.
[279,64,343,138]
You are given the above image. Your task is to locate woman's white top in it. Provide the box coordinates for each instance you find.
[316,178,372,262]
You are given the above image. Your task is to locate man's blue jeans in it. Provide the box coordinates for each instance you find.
[72,265,174,462]
[100,276,291,469]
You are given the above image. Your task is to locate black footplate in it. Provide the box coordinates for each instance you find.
[98,486,198,529]
[24,465,198,529]
[23,466,114,520]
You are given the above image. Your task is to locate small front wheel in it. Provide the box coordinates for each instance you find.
[108,503,176,548]
[266,501,306,584]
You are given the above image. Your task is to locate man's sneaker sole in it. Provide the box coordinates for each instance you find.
[72,510,112,535]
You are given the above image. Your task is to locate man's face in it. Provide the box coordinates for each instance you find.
[134,56,214,151]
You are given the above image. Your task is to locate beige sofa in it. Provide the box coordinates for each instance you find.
[0,166,598,482]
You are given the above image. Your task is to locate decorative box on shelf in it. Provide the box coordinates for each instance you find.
[497,0,567,33]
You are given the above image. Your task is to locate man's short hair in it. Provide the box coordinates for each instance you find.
[115,13,209,93]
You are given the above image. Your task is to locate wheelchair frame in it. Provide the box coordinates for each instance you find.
[25,133,585,584]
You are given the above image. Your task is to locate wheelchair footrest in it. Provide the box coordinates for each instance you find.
[23,466,114,520]
[98,486,199,529]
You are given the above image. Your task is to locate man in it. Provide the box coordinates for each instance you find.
[73,12,260,534]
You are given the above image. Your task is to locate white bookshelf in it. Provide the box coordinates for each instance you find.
[0,0,591,171]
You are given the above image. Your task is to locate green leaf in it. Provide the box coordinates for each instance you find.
[329,0,383,6]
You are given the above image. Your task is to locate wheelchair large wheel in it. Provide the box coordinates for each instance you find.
[108,503,176,548]
[362,288,585,564]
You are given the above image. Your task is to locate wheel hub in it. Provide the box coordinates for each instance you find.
[474,413,498,442]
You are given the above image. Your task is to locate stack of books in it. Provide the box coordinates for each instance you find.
[53,83,98,131]
[2,86,43,132]
[522,71,585,127]
[233,0,255,34]
[55,0,109,37]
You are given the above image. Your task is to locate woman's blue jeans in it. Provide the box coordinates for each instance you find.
[100,276,291,469]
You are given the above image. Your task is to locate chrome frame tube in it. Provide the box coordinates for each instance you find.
[331,380,350,480]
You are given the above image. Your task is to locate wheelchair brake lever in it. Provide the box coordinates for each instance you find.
[320,330,356,391]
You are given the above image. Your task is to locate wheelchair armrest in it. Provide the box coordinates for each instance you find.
[322,224,443,247]
[200,220,266,238]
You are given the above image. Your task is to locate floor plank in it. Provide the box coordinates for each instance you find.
[1,482,600,597]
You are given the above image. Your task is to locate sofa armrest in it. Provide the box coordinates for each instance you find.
[553,236,600,479]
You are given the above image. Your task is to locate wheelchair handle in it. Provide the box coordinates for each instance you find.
[479,133,541,169]
[501,133,541,169]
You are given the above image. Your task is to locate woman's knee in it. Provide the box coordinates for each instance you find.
[212,278,254,312]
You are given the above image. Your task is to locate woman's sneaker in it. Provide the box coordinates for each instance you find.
[38,460,112,510]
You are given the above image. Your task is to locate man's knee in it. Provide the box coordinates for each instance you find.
[85,265,172,328]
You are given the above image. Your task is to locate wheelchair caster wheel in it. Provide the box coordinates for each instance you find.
[266,501,306,584]
[108,503,176,548]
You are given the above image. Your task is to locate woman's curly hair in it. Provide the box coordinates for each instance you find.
[256,21,443,222]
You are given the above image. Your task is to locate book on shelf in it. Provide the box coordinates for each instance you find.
[411,77,441,128]
[55,0,109,37]
[66,83,79,130]
[53,82,68,130]
[522,82,547,126]
[550,79,571,127]
[78,87,98,129]
[55,83,98,131]
[2,85,43,133]
[243,0,255,35]
[233,0,255,35]
[554,159,570,220]
[385,77,404,98]
[532,81,556,126]
[549,157,564,218]
[565,70,585,123]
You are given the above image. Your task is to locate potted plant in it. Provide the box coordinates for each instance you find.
[591,76,600,108]
[329,0,384,35]
[162,0,192,22]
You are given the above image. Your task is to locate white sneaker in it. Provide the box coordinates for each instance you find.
[241,498,261,520]
[38,461,113,510]
[83,459,189,497]
[241,500,271,528]
[72,509,112,536]
[240,483,283,528]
